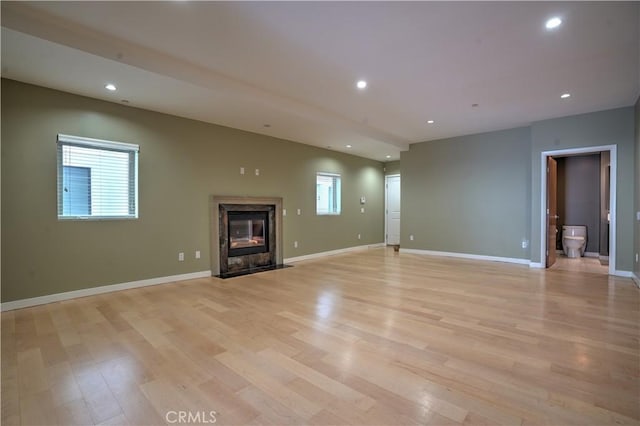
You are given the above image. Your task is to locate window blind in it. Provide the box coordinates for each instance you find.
[57,134,139,219]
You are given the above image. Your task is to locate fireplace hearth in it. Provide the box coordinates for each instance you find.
[211,196,284,278]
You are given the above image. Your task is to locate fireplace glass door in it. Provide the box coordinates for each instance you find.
[228,211,269,257]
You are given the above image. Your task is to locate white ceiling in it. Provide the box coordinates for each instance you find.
[2,1,639,162]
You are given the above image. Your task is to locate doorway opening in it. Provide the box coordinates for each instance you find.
[540,145,617,275]
[385,174,401,246]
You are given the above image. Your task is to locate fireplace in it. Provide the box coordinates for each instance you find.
[211,196,284,278]
[228,211,269,257]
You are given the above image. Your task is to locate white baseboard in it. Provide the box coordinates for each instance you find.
[613,270,633,278]
[399,248,530,265]
[284,243,385,264]
[584,251,600,258]
[1,270,212,312]
[398,251,635,278]
[2,243,387,311]
[632,273,640,288]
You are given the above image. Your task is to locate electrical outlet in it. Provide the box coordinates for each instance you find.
[294,241,298,248]
[636,253,639,263]
[409,235,414,241]
[358,234,361,240]
[195,250,201,259]
[283,209,287,216]
[255,169,260,176]
[240,167,245,175]
[521,239,529,249]
[297,209,301,215]
[360,207,365,213]
[178,252,184,262]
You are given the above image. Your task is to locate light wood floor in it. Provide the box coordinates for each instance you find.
[550,254,609,275]
[2,248,639,425]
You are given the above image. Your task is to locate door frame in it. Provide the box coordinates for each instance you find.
[546,156,558,268]
[385,174,401,245]
[539,145,617,274]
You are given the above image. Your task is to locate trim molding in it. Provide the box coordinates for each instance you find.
[613,270,633,278]
[399,248,530,265]
[2,243,387,311]
[1,270,212,312]
[3,253,633,311]
[540,145,617,276]
[529,262,544,268]
[384,174,401,245]
[285,243,385,264]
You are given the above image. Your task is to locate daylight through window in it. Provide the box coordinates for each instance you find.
[57,134,139,219]
[316,172,341,215]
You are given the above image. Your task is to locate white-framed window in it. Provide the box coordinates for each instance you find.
[57,134,139,220]
[316,172,341,215]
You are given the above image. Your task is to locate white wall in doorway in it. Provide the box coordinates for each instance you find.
[385,175,401,245]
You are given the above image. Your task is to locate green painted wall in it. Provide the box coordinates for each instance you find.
[1,79,384,302]
[3,78,636,303]
[401,106,636,272]
[635,97,640,278]
[530,107,635,271]
[384,161,400,175]
[401,127,532,260]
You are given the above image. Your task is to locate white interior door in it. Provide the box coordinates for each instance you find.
[385,175,401,245]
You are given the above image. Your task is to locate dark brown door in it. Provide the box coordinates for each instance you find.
[546,156,558,268]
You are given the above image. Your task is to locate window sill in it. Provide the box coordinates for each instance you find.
[58,215,138,221]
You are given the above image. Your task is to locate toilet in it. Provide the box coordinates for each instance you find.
[562,225,587,258]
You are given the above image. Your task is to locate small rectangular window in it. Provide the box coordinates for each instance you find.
[316,172,341,215]
[57,134,139,220]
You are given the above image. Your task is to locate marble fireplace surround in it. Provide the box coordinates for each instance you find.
[210,196,283,277]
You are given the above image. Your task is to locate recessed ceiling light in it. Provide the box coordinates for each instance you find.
[263,124,271,128]
[346,144,352,148]
[356,80,367,90]
[105,83,117,91]
[561,93,571,99]
[427,120,435,124]
[385,155,391,159]
[472,103,479,108]
[545,17,562,30]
